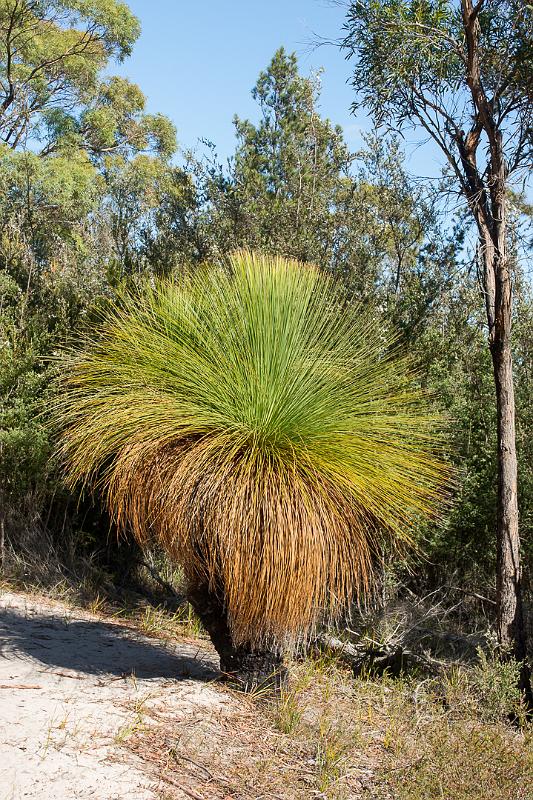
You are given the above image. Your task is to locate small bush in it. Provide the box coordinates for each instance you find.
[470,646,522,722]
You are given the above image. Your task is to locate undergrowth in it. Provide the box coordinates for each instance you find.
[116,633,533,799]
[263,656,532,799]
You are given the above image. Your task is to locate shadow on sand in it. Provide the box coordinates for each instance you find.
[0,604,218,681]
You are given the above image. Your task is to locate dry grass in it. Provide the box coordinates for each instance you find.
[115,653,533,800]
[53,250,450,649]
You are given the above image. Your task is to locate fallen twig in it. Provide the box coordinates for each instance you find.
[38,669,83,679]
[444,585,496,605]
[160,773,207,800]
[0,683,42,689]
[313,632,444,676]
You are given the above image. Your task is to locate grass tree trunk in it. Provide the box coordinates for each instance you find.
[187,581,287,691]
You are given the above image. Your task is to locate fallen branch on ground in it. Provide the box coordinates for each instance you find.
[312,633,446,676]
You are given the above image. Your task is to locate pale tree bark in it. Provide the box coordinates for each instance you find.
[479,207,531,703]
[0,512,5,571]
[460,0,530,701]
[483,222,524,657]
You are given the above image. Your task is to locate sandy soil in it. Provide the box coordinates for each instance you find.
[0,591,230,800]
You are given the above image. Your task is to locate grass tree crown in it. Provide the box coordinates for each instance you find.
[54,251,449,647]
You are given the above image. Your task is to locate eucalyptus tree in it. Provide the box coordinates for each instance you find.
[53,251,449,688]
[341,0,533,695]
[0,0,174,157]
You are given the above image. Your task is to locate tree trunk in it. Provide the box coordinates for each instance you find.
[486,233,532,705]
[460,1,529,688]
[0,511,5,571]
[491,312,523,657]
[187,581,287,692]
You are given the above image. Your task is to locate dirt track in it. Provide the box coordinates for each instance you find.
[0,591,227,800]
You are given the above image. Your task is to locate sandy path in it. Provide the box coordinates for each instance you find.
[0,591,227,800]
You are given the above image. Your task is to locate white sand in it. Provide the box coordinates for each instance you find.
[0,591,226,800]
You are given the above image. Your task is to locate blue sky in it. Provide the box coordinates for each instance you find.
[118,0,444,177]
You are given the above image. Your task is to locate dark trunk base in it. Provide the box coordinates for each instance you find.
[187,581,287,692]
[218,645,286,692]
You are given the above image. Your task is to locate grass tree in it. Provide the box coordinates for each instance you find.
[53,251,448,688]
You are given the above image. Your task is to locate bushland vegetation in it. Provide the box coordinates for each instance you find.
[1,0,532,734]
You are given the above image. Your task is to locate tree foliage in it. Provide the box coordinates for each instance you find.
[342,1,531,179]
[0,0,175,157]
[341,1,533,683]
